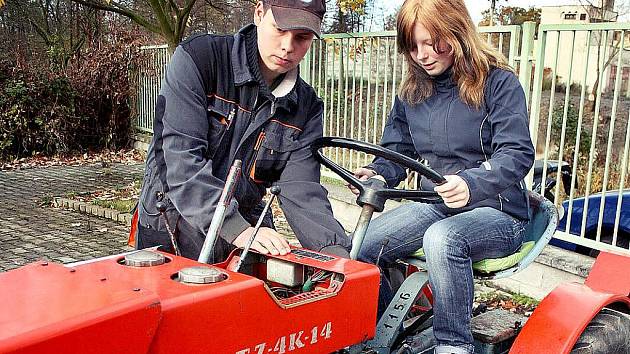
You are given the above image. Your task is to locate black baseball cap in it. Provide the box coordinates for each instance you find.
[265,0,326,38]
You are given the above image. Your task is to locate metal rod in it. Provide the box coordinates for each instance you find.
[350,204,375,260]
[197,160,242,263]
[233,186,281,272]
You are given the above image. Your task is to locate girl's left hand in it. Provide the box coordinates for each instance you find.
[434,175,470,208]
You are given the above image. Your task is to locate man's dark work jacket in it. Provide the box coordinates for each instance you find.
[369,68,535,220]
[137,24,350,260]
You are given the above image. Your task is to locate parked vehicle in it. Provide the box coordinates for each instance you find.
[533,159,630,256]
[556,189,630,256]
[532,159,573,202]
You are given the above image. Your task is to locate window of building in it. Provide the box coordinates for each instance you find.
[580,13,587,20]
[564,13,577,20]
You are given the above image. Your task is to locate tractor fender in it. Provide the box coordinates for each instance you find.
[510,251,630,354]
[510,282,630,353]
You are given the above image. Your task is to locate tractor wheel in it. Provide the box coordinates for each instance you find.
[571,308,630,354]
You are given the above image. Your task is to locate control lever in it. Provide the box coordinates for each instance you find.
[232,186,281,273]
[156,201,181,256]
[198,160,242,264]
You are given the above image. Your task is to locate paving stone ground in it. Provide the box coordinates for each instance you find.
[0,163,144,272]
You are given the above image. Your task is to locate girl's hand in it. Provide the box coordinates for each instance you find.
[434,175,470,208]
[348,167,378,195]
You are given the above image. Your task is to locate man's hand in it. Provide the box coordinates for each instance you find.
[434,175,470,208]
[348,167,378,196]
[232,227,291,256]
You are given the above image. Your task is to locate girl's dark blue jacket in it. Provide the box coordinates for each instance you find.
[369,68,535,220]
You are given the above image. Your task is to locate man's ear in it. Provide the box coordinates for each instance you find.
[253,1,264,25]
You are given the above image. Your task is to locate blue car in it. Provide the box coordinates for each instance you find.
[533,160,630,256]
[553,189,630,256]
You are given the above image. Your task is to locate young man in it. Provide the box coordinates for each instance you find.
[136,0,351,261]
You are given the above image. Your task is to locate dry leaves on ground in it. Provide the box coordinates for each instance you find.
[0,149,145,171]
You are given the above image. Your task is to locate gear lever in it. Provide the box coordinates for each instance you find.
[232,186,281,273]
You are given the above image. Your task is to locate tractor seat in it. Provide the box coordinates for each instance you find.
[406,191,559,280]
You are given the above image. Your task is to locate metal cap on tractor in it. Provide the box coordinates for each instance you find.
[124,250,166,267]
[178,266,227,284]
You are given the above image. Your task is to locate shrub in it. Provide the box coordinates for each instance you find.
[67,31,141,150]
[0,65,84,159]
[550,103,591,161]
[0,31,141,161]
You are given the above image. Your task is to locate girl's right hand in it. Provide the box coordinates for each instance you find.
[348,167,378,195]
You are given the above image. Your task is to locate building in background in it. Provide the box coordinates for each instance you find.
[539,1,629,97]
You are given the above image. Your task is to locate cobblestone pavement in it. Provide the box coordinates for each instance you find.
[0,163,144,272]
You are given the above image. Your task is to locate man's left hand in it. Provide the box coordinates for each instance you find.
[434,175,470,208]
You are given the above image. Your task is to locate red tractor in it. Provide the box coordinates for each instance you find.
[1,137,629,354]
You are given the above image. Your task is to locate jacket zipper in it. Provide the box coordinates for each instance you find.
[225,108,236,132]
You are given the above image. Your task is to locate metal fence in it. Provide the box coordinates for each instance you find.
[530,22,630,253]
[135,44,169,133]
[133,22,630,254]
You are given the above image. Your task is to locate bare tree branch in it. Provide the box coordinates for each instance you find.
[70,0,162,34]
[29,18,53,46]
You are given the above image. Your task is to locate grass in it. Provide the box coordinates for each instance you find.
[53,180,141,214]
[321,175,347,187]
[87,180,141,213]
[92,198,136,213]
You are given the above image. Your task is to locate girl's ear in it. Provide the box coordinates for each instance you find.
[437,39,453,55]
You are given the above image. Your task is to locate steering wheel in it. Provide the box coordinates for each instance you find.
[311,137,446,212]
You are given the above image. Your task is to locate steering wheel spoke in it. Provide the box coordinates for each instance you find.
[318,152,366,192]
[311,137,445,211]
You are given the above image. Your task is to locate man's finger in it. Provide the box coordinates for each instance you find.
[265,233,290,255]
[256,236,280,255]
[264,230,291,255]
[250,239,270,254]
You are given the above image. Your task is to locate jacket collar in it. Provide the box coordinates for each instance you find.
[432,65,455,93]
[232,24,257,86]
[231,24,299,110]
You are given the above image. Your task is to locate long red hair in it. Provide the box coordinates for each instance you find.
[397,0,512,108]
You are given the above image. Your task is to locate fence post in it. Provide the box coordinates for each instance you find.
[518,21,536,106]
[525,23,548,190]
[302,48,312,84]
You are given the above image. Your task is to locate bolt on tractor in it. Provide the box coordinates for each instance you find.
[1,137,629,354]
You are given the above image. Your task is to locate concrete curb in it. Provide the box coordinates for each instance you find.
[53,197,133,226]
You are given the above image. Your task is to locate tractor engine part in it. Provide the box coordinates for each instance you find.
[267,258,305,287]
[233,185,281,272]
[124,250,166,267]
[177,266,227,284]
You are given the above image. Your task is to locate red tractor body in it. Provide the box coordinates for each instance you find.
[510,251,630,353]
[0,249,380,354]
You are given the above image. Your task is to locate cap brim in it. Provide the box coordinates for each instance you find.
[271,6,322,38]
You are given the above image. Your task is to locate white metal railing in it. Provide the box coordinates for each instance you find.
[530,22,630,254]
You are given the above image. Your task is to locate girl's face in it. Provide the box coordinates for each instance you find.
[409,21,454,77]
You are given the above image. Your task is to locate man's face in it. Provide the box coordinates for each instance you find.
[254,3,315,84]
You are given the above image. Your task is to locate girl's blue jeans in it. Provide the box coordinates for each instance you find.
[357,203,526,354]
